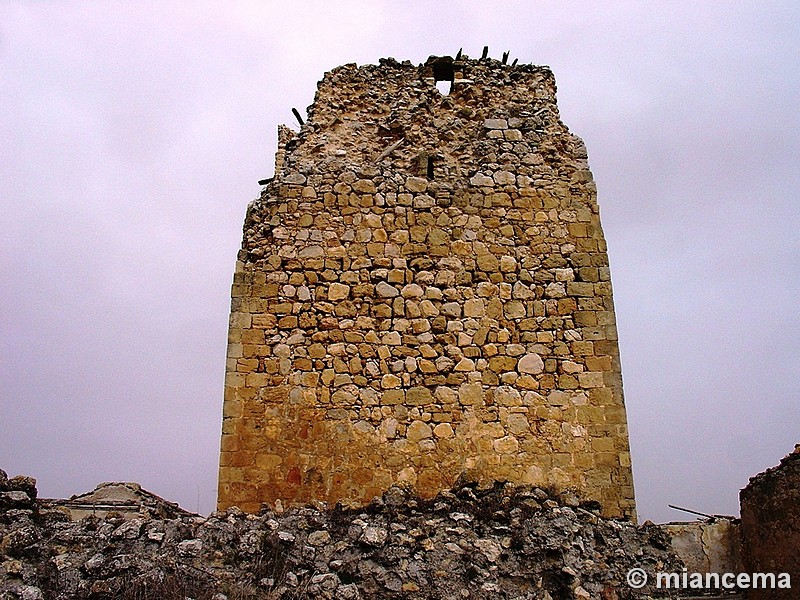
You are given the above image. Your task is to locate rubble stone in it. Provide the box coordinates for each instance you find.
[0,473,680,600]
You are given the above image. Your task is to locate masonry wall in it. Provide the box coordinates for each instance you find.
[740,445,800,599]
[218,55,636,518]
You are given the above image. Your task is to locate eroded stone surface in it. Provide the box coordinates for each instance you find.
[219,53,635,519]
[740,445,800,599]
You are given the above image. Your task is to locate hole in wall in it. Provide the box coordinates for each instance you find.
[427,156,435,179]
[430,56,454,96]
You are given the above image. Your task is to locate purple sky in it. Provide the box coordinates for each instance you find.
[1,2,798,522]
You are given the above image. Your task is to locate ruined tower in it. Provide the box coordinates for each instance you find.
[218,55,636,519]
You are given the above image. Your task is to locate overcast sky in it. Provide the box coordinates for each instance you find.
[1,2,798,523]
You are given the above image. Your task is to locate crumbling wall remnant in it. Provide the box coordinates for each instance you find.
[664,519,741,575]
[218,54,636,519]
[740,445,800,599]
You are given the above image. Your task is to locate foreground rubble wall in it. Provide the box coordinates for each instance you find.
[218,54,635,518]
[1,470,678,600]
[739,445,800,600]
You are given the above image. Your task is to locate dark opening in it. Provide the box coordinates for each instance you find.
[427,156,435,179]
[430,58,454,81]
[429,56,454,96]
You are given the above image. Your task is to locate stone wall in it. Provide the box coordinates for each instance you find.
[664,519,741,575]
[739,445,800,599]
[218,54,636,519]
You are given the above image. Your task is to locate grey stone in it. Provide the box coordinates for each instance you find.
[484,118,508,129]
[376,281,399,298]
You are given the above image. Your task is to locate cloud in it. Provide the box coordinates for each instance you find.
[1,1,798,522]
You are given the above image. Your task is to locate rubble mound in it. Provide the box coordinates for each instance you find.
[1,469,681,599]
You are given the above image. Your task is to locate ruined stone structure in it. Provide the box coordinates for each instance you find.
[218,54,636,519]
[739,445,800,599]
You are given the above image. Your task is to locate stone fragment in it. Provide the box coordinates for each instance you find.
[518,353,544,374]
[440,302,461,318]
[298,245,324,258]
[458,383,483,405]
[177,539,203,556]
[504,301,526,319]
[407,386,432,405]
[407,420,433,441]
[433,423,454,438]
[505,413,530,435]
[484,118,508,129]
[405,177,428,192]
[382,331,401,345]
[376,281,399,298]
[499,256,517,272]
[401,283,424,298]
[493,436,519,453]
[476,253,499,272]
[494,171,516,185]
[328,283,350,301]
[495,386,521,406]
[463,298,485,317]
[469,173,495,187]
[545,282,566,298]
[382,374,401,389]
[454,358,475,371]
[283,172,306,184]
[352,179,377,193]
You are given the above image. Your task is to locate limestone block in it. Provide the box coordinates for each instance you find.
[499,256,517,272]
[406,386,432,405]
[495,386,521,406]
[382,374,401,389]
[433,423,454,438]
[328,283,350,301]
[440,302,461,318]
[458,383,483,405]
[484,118,508,129]
[505,413,530,435]
[405,177,428,193]
[352,179,377,193]
[518,353,544,374]
[494,171,516,186]
[298,245,324,258]
[476,253,499,272]
[283,172,306,184]
[407,420,433,442]
[376,281,399,298]
[463,298,485,318]
[454,358,475,371]
[493,436,519,453]
[469,173,495,187]
[504,301,526,319]
[401,283,424,298]
[578,372,604,388]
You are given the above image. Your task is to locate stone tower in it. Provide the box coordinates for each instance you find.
[218,54,636,519]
